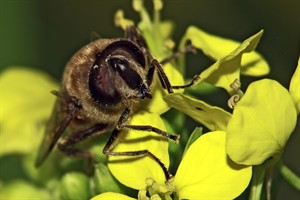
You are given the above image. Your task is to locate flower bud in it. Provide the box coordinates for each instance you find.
[60,172,89,200]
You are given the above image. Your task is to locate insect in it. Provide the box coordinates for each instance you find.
[35,26,196,180]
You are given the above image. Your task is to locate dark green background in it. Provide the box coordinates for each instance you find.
[1,0,299,199]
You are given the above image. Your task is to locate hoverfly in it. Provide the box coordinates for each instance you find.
[35,26,196,180]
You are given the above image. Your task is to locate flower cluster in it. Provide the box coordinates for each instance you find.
[1,0,299,200]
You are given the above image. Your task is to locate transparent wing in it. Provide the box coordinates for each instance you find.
[35,95,78,167]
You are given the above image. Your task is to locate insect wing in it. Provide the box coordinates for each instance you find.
[35,98,77,167]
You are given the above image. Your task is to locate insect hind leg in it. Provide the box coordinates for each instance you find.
[57,123,107,161]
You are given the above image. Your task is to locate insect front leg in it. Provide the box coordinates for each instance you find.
[102,109,178,180]
[151,59,200,93]
[159,44,197,65]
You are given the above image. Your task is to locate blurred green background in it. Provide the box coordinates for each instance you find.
[1,0,299,199]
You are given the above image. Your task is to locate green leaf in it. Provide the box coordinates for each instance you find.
[226,79,297,165]
[289,55,300,113]
[164,93,231,131]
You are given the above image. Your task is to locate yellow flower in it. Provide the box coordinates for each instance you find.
[0,67,58,156]
[289,55,300,113]
[226,59,299,165]
[163,27,270,129]
[93,131,252,200]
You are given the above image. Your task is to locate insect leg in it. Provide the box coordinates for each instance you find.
[102,109,176,180]
[120,124,179,143]
[102,128,173,180]
[151,59,174,94]
[160,44,197,65]
[151,50,200,92]
[57,123,107,158]
[170,75,200,89]
[117,109,179,143]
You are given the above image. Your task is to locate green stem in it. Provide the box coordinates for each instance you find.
[278,161,300,191]
[249,165,266,200]
[177,34,188,75]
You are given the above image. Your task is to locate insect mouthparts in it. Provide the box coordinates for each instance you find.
[137,83,152,99]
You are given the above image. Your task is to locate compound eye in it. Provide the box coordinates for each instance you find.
[109,57,143,90]
[89,54,122,106]
[110,58,128,72]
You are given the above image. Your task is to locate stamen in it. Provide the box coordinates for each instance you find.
[228,94,240,109]
[230,79,241,91]
[228,79,244,109]
[140,177,175,199]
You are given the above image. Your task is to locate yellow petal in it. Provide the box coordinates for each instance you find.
[164,93,231,131]
[289,55,300,113]
[91,192,135,200]
[107,112,170,190]
[143,63,184,114]
[0,67,58,155]
[227,79,297,165]
[241,52,270,76]
[181,26,269,77]
[185,29,265,94]
[175,131,252,200]
[204,30,265,93]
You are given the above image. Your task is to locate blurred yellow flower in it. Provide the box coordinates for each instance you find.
[0,67,58,156]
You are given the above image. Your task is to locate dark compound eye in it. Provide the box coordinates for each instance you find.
[109,57,143,90]
[89,54,122,106]
[89,40,151,106]
[103,40,146,68]
[110,58,128,72]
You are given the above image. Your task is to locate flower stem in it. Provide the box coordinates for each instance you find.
[249,165,266,200]
[278,161,300,191]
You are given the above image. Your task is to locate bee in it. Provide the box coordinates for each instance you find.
[35,26,196,180]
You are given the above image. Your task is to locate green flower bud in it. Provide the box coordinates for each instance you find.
[60,172,89,200]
